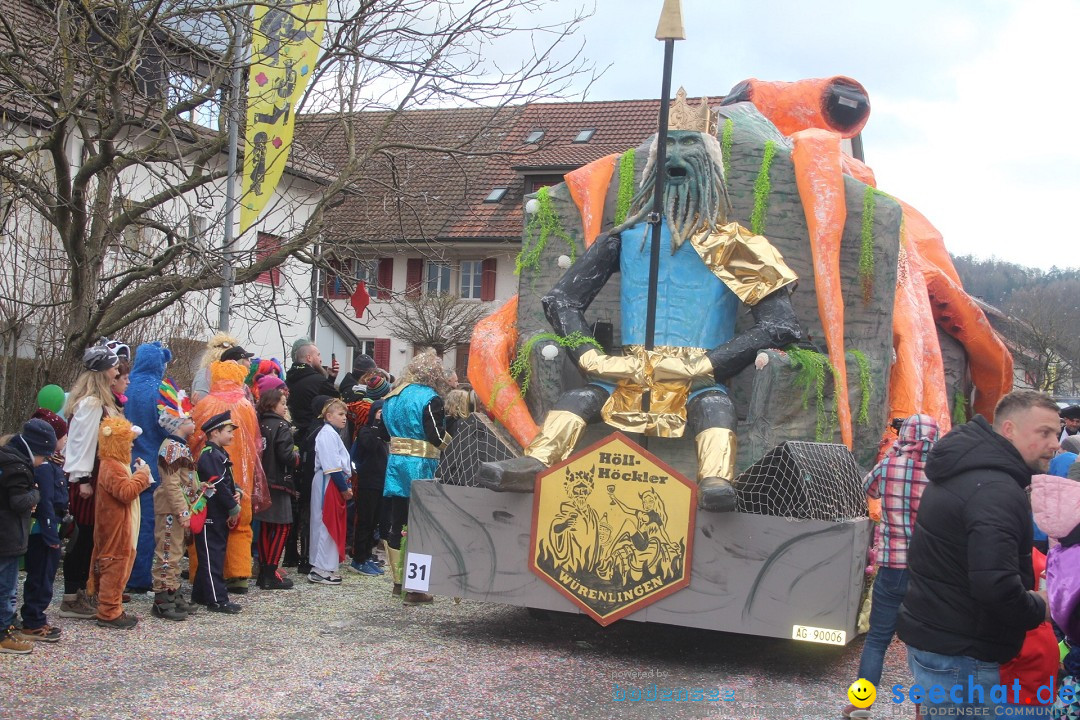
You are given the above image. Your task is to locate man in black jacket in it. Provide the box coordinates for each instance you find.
[897,390,1059,713]
[283,339,340,571]
[285,339,340,437]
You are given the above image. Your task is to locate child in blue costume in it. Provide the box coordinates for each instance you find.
[376,350,448,604]
[123,342,172,591]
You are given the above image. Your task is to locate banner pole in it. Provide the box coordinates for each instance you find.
[218,10,247,332]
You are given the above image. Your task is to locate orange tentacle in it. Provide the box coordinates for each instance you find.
[884,227,951,459]
[791,129,853,449]
[565,154,618,250]
[898,201,1013,421]
[467,295,539,447]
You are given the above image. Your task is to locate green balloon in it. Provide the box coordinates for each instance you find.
[37,384,66,413]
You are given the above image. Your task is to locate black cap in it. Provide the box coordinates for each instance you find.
[353,353,377,374]
[1062,405,1080,421]
[221,346,255,362]
[201,411,237,435]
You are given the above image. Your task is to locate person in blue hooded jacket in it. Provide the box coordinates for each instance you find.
[123,342,172,592]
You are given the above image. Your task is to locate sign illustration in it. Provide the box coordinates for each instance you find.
[529,432,696,625]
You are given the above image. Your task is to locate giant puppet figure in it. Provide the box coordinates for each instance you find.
[481,94,804,512]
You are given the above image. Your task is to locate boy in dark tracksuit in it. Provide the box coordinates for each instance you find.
[191,412,241,614]
[18,410,69,642]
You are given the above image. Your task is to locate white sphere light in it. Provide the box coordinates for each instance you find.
[525,198,540,214]
[557,254,572,269]
[541,344,560,360]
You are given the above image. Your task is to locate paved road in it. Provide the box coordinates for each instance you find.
[3,569,916,720]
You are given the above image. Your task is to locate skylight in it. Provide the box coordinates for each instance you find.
[573,129,596,143]
[524,130,545,144]
[484,187,508,203]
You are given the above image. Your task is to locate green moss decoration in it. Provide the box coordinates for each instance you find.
[786,346,837,442]
[721,117,734,179]
[614,148,636,226]
[859,186,877,303]
[515,186,575,276]
[952,390,968,426]
[750,140,776,236]
[509,331,601,395]
[850,349,873,427]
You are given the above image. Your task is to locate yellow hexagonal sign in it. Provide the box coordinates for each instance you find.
[529,432,696,626]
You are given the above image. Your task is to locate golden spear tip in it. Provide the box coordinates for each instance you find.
[655,0,686,41]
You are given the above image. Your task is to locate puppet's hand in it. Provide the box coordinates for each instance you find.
[577,348,644,384]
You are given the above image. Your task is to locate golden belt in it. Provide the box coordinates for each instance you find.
[599,345,714,439]
[389,436,441,459]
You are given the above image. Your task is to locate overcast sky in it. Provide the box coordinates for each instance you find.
[529,0,1078,270]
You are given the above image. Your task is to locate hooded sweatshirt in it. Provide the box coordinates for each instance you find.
[897,415,1046,663]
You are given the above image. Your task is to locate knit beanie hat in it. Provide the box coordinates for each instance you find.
[21,418,58,458]
[363,374,390,400]
[31,408,68,441]
[256,374,286,396]
[353,354,377,375]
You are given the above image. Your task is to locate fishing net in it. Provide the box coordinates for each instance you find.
[735,441,868,521]
[436,413,522,487]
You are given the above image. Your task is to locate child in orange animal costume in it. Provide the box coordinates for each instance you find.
[87,417,152,629]
[188,361,267,593]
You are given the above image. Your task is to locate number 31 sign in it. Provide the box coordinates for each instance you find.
[404,552,432,592]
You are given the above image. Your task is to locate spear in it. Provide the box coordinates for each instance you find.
[642,0,685,424]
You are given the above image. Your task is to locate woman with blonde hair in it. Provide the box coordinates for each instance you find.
[443,388,473,437]
[58,344,123,619]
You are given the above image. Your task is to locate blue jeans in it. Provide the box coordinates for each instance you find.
[858,567,908,685]
[0,555,19,628]
[906,645,1001,713]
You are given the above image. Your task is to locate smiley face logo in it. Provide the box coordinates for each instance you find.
[847,678,876,708]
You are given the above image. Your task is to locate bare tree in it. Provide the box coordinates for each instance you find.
[0,0,593,366]
[385,292,487,357]
[1003,279,1080,395]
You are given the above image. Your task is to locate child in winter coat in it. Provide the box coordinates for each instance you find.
[151,381,199,621]
[255,383,300,590]
[0,420,56,654]
[1030,473,1080,718]
[17,410,69,643]
[87,417,152,629]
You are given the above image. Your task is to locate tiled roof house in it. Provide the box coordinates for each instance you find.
[294,97,713,376]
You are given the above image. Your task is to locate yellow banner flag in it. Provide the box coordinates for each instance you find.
[240,0,326,234]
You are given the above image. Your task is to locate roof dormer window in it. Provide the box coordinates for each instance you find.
[524,130,545,144]
[573,129,596,143]
[484,187,508,203]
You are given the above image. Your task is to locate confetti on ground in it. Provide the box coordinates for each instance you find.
[1,562,912,719]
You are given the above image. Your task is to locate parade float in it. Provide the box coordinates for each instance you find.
[404,4,1012,645]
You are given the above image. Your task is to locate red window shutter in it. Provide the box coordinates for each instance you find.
[255,232,282,286]
[480,258,496,301]
[376,258,394,299]
[406,258,423,298]
[373,338,391,370]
